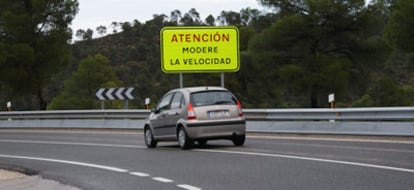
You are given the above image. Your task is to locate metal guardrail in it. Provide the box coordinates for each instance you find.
[1,107,414,120]
[0,107,414,136]
[245,107,414,121]
[0,110,150,120]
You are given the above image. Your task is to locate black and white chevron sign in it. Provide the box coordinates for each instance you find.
[95,87,135,100]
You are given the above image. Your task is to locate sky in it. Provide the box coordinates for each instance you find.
[71,0,263,38]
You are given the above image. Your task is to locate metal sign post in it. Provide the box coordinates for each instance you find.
[221,72,224,87]
[180,73,183,88]
[124,100,129,109]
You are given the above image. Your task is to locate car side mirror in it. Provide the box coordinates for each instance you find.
[151,108,160,114]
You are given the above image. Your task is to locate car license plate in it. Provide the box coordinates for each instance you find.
[208,110,230,118]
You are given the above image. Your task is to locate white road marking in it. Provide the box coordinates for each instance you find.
[2,139,413,174]
[0,154,128,173]
[194,149,414,174]
[152,177,174,183]
[0,154,202,189]
[130,172,150,177]
[177,184,203,190]
[0,136,414,190]
[248,135,414,144]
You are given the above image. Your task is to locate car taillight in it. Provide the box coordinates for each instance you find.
[187,103,197,120]
[237,100,243,117]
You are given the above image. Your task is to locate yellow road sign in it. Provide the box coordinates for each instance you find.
[160,26,240,73]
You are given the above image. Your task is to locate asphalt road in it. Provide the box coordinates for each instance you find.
[0,130,413,190]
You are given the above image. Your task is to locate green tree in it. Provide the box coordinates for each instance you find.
[239,26,256,51]
[48,54,121,109]
[76,28,93,41]
[180,8,202,25]
[205,14,215,26]
[170,9,182,25]
[217,11,241,26]
[0,0,79,110]
[96,25,107,36]
[353,77,413,106]
[384,0,414,52]
[250,0,388,107]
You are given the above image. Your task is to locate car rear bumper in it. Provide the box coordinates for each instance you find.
[185,119,246,139]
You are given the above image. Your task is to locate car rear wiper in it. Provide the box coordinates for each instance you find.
[213,101,234,105]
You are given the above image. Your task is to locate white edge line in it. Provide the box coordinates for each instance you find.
[0,154,128,173]
[2,139,413,174]
[194,149,414,174]
[0,154,202,189]
[248,135,414,144]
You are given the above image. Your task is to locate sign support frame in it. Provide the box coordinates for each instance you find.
[180,73,183,88]
[221,72,224,87]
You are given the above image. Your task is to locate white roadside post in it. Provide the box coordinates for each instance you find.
[328,94,335,122]
[6,101,11,112]
[328,94,335,109]
[6,101,12,121]
[145,98,150,110]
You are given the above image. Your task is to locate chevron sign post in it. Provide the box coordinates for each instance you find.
[95,87,135,109]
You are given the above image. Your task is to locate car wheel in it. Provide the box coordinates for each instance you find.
[232,134,245,146]
[178,127,193,150]
[144,127,157,148]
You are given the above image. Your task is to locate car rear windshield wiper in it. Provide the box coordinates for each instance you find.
[213,101,234,105]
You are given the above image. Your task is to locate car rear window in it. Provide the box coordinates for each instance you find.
[190,91,237,107]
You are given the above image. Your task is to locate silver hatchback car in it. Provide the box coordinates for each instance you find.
[144,86,246,149]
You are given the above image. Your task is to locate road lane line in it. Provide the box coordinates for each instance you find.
[0,154,128,173]
[177,184,203,190]
[194,149,414,174]
[3,139,413,174]
[152,177,174,183]
[130,172,150,177]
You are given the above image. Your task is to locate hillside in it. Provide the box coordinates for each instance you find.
[66,3,414,109]
[67,15,414,109]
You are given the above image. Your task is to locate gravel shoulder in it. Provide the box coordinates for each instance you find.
[0,169,81,190]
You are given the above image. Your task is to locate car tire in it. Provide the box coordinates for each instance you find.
[178,127,193,150]
[144,127,157,148]
[232,134,245,146]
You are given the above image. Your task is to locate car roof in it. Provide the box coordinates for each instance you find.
[170,86,229,94]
